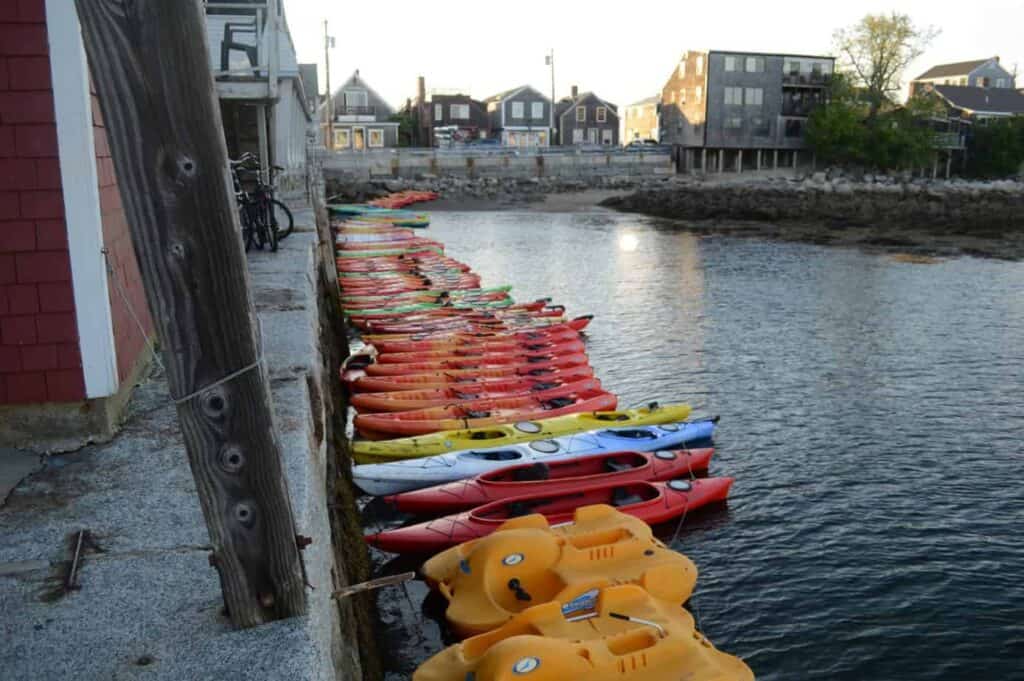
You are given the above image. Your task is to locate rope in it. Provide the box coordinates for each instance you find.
[102,248,164,374]
[101,247,266,406]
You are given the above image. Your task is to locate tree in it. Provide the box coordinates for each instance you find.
[967,117,1024,178]
[806,74,869,165]
[390,112,415,147]
[834,13,938,119]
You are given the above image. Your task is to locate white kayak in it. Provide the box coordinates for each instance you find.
[351,418,717,496]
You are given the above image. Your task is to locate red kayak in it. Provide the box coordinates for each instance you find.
[375,339,585,365]
[361,352,589,376]
[367,328,581,354]
[349,363,595,393]
[387,449,716,514]
[365,477,734,554]
[351,376,602,413]
[354,388,617,439]
[359,316,593,346]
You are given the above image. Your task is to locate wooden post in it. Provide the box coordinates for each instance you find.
[257,104,270,184]
[737,150,743,173]
[773,149,778,170]
[718,149,723,174]
[946,153,952,179]
[756,149,762,171]
[701,148,707,171]
[74,0,307,627]
[792,150,798,169]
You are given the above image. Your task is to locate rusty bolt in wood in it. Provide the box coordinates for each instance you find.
[296,535,313,550]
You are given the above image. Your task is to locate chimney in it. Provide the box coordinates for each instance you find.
[571,85,578,99]
[417,76,426,104]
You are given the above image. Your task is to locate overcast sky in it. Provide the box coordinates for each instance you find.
[283,0,1022,109]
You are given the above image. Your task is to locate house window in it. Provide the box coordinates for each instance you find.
[333,129,350,149]
[724,87,743,105]
[602,129,613,145]
[572,128,584,144]
[787,61,800,76]
[342,89,368,108]
[745,56,764,73]
[368,129,384,147]
[696,56,704,74]
[811,62,823,79]
[960,77,967,85]
[996,78,1007,88]
[531,102,544,119]
[752,116,769,136]
[434,103,442,121]
[576,107,586,122]
[678,61,686,78]
[724,116,742,129]
[982,77,991,87]
[512,101,524,118]
[725,55,737,72]
[695,86,702,102]
[745,87,763,106]
[450,103,469,119]
[487,101,498,112]
[596,107,607,123]
[785,119,803,138]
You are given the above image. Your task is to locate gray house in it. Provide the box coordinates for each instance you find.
[661,50,835,170]
[555,86,619,145]
[910,57,1016,96]
[483,85,552,147]
[326,70,399,151]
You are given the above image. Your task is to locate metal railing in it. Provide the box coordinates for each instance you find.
[932,132,966,149]
[782,73,831,87]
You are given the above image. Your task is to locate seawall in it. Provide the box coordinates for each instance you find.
[602,176,1024,259]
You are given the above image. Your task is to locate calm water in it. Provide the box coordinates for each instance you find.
[369,210,1024,681]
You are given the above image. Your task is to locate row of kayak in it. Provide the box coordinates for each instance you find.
[328,196,752,679]
[413,505,754,680]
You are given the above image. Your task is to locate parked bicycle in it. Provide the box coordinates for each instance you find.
[229,153,295,252]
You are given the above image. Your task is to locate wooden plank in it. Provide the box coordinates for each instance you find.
[331,572,415,600]
[73,0,306,627]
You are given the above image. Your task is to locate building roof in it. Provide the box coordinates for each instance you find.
[555,91,618,119]
[915,58,994,81]
[331,70,395,118]
[933,85,1024,114]
[483,85,530,103]
[627,95,660,107]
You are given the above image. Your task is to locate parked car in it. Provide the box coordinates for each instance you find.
[625,139,660,151]
[471,138,501,146]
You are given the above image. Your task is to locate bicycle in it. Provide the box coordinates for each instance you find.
[229,151,290,251]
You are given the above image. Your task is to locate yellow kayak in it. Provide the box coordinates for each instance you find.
[351,403,692,463]
[422,504,698,637]
[413,582,754,681]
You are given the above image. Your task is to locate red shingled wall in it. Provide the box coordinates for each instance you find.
[0,0,152,405]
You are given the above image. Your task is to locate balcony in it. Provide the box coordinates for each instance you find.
[205,1,282,100]
[933,132,966,149]
[780,103,819,117]
[336,105,377,116]
[782,73,831,87]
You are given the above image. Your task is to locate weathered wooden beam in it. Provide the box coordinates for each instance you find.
[73,0,307,627]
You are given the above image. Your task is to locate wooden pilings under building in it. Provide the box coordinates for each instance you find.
[673,145,963,179]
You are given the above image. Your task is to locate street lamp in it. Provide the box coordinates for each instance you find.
[545,49,555,145]
[324,21,335,148]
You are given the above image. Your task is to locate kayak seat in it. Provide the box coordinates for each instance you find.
[511,463,550,482]
[464,410,492,419]
[611,487,645,508]
[506,501,534,518]
[453,392,480,400]
[601,428,656,440]
[525,355,551,364]
[530,382,559,391]
[604,458,632,473]
[543,397,575,410]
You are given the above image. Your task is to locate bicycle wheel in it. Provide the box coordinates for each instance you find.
[259,199,278,252]
[270,199,294,240]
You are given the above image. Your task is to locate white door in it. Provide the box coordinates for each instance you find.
[587,128,598,144]
[601,129,613,145]
[572,129,584,144]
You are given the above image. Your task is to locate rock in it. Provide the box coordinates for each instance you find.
[811,172,827,183]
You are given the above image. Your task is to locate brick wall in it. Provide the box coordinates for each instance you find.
[0,1,152,406]
[92,91,153,382]
[0,0,85,405]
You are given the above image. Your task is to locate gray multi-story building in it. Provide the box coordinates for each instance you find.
[660,50,835,171]
[483,85,553,147]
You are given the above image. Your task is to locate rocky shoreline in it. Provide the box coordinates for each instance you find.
[602,173,1024,260]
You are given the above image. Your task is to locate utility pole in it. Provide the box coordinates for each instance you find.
[74,0,307,627]
[546,49,555,145]
[324,20,334,149]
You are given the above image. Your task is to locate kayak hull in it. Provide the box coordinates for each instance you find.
[387,448,715,514]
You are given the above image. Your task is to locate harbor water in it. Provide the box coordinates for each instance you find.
[368,209,1024,681]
